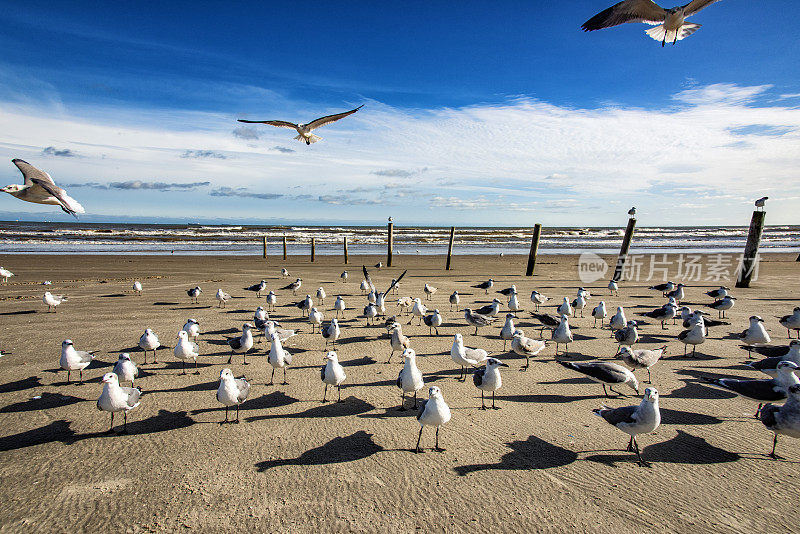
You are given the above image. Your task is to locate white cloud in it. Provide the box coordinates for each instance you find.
[672,83,772,106]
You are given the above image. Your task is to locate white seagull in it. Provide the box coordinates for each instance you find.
[268,332,293,385]
[138,328,161,364]
[473,358,510,410]
[216,288,231,308]
[43,291,66,312]
[60,339,95,383]
[132,280,142,295]
[334,295,346,318]
[449,290,460,312]
[97,372,141,433]
[415,386,451,453]
[0,266,14,283]
[2,159,85,216]
[112,353,139,386]
[174,330,200,375]
[559,360,640,397]
[755,196,768,211]
[182,318,200,342]
[388,323,411,363]
[237,105,363,145]
[593,387,661,467]
[397,348,425,410]
[227,323,254,365]
[511,330,546,371]
[451,333,489,380]
[760,384,800,459]
[217,368,250,423]
[320,351,346,403]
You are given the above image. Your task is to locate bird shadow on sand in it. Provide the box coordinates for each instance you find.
[334,335,374,346]
[171,305,212,311]
[224,309,252,314]
[255,431,384,471]
[204,328,239,335]
[0,310,37,316]
[147,379,219,394]
[340,356,376,367]
[0,391,89,413]
[583,430,739,467]
[454,435,578,476]
[638,334,672,344]
[245,396,375,422]
[0,375,43,393]
[661,407,722,425]
[191,391,298,417]
[153,302,179,306]
[664,352,721,361]
[99,293,127,298]
[662,378,737,401]
[497,392,609,403]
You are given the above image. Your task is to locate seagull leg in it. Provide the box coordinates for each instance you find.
[492,391,500,410]
[413,390,418,409]
[79,369,84,385]
[475,326,479,335]
[626,436,634,452]
[435,427,444,452]
[522,357,529,371]
[107,412,114,433]
[270,368,275,385]
[647,369,652,384]
[633,437,650,467]
[323,384,328,403]
[194,359,199,374]
[122,412,128,434]
[755,403,762,419]
[66,371,71,384]
[337,385,342,403]
[770,434,780,459]
[228,351,233,364]
[480,390,486,410]
[244,352,248,365]
[282,367,288,385]
[181,361,186,375]
[415,427,424,453]
[603,384,610,398]
[223,406,229,424]
[153,349,158,364]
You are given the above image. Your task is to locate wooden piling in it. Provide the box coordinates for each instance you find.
[343,236,349,264]
[283,235,287,260]
[525,224,542,276]
[262,236,267,259]
[613,218,636,281]
[311,238,316,263]
[387,219,394,267]
[445,227,456,270]
[736,210,766,288]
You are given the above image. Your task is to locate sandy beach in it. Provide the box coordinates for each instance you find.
[1,252,799,533]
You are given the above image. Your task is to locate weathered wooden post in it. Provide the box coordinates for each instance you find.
[262,236,267,259]
[343,236,349,264]
[283,235,287,260]
[736,210,766,288]
[613,217,637,281]
[387,218,394,267]
[525,224,542,276]
[445,227,456,270]
[311,237,316,263]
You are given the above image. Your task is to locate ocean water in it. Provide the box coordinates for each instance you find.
[0,221,796,255]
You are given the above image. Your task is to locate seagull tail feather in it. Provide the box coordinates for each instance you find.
[645,23,700,44]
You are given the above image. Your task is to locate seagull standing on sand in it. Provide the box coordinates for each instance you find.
[340,270,348,282]
[138,328,161,364]
[592,301,608,328]
[618,346,666,383]
[415,386,451,453]
[268,333,292,385]
[511,330,546,370]
[610,306,628,334]
[745,341,800,377]
[708,296,735,318]
[678,318,706,356]
[650,281,675,297]
[2,159,85,216]
[182,318,200,342]
[113,353,139,386]
[739,315,771,348]
[264,321,298,344]
[451,333,489,380]
[321,318,341,347]
[60,340,95,383]
[187,286,202,304]
[530,291,550,311]
[216,288,231,308]
[497,285,517,297]
[702,361,800,418]
[174,331,200,374]
[581,0,723,47]
[557,297,573,317]
[266,291,277,312]
[97,372,141,433]
[283,278,302,295]
[608,280,619,296]
[397,348,425,410]
[132,280,142,295]
[641,303,677,329]
[615,320,640,348]
[281,268,289,278]
[409,298,428,326]
[360,279,370,295]
[320,351,346,402]
[508,292,523,315]
[760,384,800,458]
[334,296,346,318]
[0,266,13,283]
[296,295,313,317]
[43,291,66,312]
[363,303,378,325]
[474,299,502,317]
[666,283,686,303]
[464,308,496,335]
[500,314,516,351]
[423,309,443,336]
[706,286,730,301]
[755,196,768,211]
[593,387,660,467]
[473,279,494,294]
[245,280,267,297]
[560,360,640,397]
[572,294,586,317]
[309,307,324,333]
[227,323,254,365]
[474,358,509,410]
[217,368,250,423]
[552,315,574,355]
[424,283,437,300]
[449,290,460,312]
[388,323,411,363]
[316,287,326,306]
[238,105,363,145]
[779,307,800,338]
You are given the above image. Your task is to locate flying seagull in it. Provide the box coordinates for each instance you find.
[581,0,722,47]
[2,159,85,217]
[237,105,364,145]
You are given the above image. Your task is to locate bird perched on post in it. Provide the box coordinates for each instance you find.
[473,279,494,294]
[187,286,202,304]
[779,307,800,338]
[227,323,254,365]
[593,387,660,467]
[97,372,141,434]
[474,358,509,410]
[320,351,346,402]
[216,368,250,423]
[618,346,666,384]
[451,333,489,380]
[322,318,341,347]
[138,328,160,364]
[216,288,231,308]
[237,105,363,145]
[43,291,66,312]
[628,206,636,217]
[60,340,95,384]
[174,331,199,374]
[559,360,639,397]
[244,280,267,297]
[760,383,800,458]
[397,348,425,410]
[388,323,411,363]
[511,330,546,371]
[2,158,85,216]
[449,291,460,312]
[113,353,139,387]
[464,308,496,335]
[755,196,768,211]
[423,309,443,336]
[415,386,451,453]
[268,333,292,385]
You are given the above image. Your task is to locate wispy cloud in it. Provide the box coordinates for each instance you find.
[66,180,211,191]
[209,187,282,200]
[672,83,772,106]
[180,149,227,159]
[370,167,427,178]
[271,145,295,153]
[232,126,260,140]
[317,194,383,205]
[42,146,77,157]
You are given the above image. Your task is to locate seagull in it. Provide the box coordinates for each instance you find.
[316,287,326,305]
[113,353,139,386]
[615,320,640,347]
[263,320,298,344]
[97,372,141,433]
[702,361,800,418]
[182,318,200,342]
[283,278,302,295]
[363,303,378,325]
[739,315,771,348]
[132,280,142,295]
[334,296,346,318]
[216,288,231,308]
[388,323,411,363]
[396,296,414,315]
[593,387,660,467]
[500,314,516,350]
[245,280,267,297]
[755,196,768,211]
[708,296,735,318]
[744,341,800,377]
[618,346,666,383]
[320,351,346,402]
[187,286,202,304]
[174,331,200,374]
[217,368,250,423]
[678,318,706,356]
[254,305,268,324]
[508,292,523,316]
[592,301,608,328]
[760,383,800,458]
[297,295,313,317]
[474,299,501,317]
[237,105,363,145]
[640,303,677,329]
[449,290,460,312]
[138,328,161,364]
[706,286,730,301]
[309,306,324,332]
[367,290,378,305]
[557,297,573,317]
[321,318,341,347]
[423,283,437,300]
[266,291,277,312]
[60,340,95,383]
[415,386,451,453]
[374,262,383,269]
[340,270,348,282]
[649,281,675,297]
[227,323,254,365]
[1,159,85,216]
[464,308,496,335]
[0,266,14,283]
[610,306,628,334]
[666,283,686,303]
[571,294,586,317]
[409,298,428,326]
[607,280,619,296]
[375,292,387,316]
[268,332,292,385]
[360,279,370,295]
[530,291,550,311]
[552,315,574,355]
[397,348,425,410]
[581,0,722,47]
[281,268,289,277]
[560,360,640,397]
[473,358,509,410]
[511,330,546,370]
[423,309,443,336]
[681,308,727,328]
[43,291,66,312]
[451,333,489,380]
[779,307,800,338]
[628,206,636,217]
[497,285,517,297]
[473,279,494,294]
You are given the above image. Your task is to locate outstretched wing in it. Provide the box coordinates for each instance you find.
[12,158,55,186]
[682,0,721,16]
[362,265,376,293]
[383,270,407,298]
[237,119,298,129]
[582,0,666,31]
[305,105,363,131]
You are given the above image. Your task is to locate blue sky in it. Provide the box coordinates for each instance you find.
[0,0,799,226]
